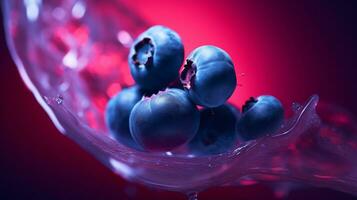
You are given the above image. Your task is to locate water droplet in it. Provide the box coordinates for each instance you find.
[72,1,86,19]
[239,72,245,77]
[55,95,64,104]
[165,151,173,156]
[25,0,41,22]
[63,50,78,69]
[117,30,133,47]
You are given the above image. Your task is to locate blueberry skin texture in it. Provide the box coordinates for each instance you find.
[128,25,184,90]
[237,95,284,141]
[129,88,200,151]
[105,86,143,149]
[180,45,236,108]
[188,104,241,155]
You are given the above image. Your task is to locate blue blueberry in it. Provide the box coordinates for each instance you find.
[129,88,200,151]
[180,45,237,108]
[188,104,241,155]
[129,25,184,90]
[237,95,284,141]
[105,86,143,149]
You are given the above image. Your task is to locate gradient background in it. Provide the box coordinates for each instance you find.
[1,0,357,199]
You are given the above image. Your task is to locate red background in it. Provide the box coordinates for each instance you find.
[1,0,357,199]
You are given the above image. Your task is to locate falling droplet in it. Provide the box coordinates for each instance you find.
[186,192,198,200]
[55,95,64,105]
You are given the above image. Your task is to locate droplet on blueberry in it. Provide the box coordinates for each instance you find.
[237,95,284,141]
[129,25,184,90]
[188,104,241,155]
[180,45,237,108]
[129,88,200,151]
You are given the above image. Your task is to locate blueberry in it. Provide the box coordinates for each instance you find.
[129,88,200,151]
[188,104,241,155]
[237,95,284,140]
[180,45,236,108]
[105,86,143,149]
[129,25,184,90]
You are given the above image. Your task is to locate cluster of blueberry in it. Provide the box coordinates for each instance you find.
[106,25,284,155]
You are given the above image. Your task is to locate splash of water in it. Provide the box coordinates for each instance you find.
[3,0,357,196]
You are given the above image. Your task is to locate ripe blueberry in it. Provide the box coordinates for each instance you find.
[105,86,143,149]
[180,45,237,108]
[188,104,241,155]
[129,88,200,151]
[129,25,184,90]
[237,95,284,141]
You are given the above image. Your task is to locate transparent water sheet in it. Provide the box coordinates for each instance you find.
[3,0,357,195]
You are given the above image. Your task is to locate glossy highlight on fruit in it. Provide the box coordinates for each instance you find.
[180,45,237,108]
[105,86,143,149]
[129,88,200,151]
[188,104,241,155]
[237,95,284,141]
[129,25,184,90]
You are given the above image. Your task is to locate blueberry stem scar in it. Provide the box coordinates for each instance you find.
[132,37,154,68]
[242,97,258,113]
[180,59,196,89]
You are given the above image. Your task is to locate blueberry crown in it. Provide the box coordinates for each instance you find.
[132,37,154,67]
[180,59,196,89]
[242,97,258,113]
